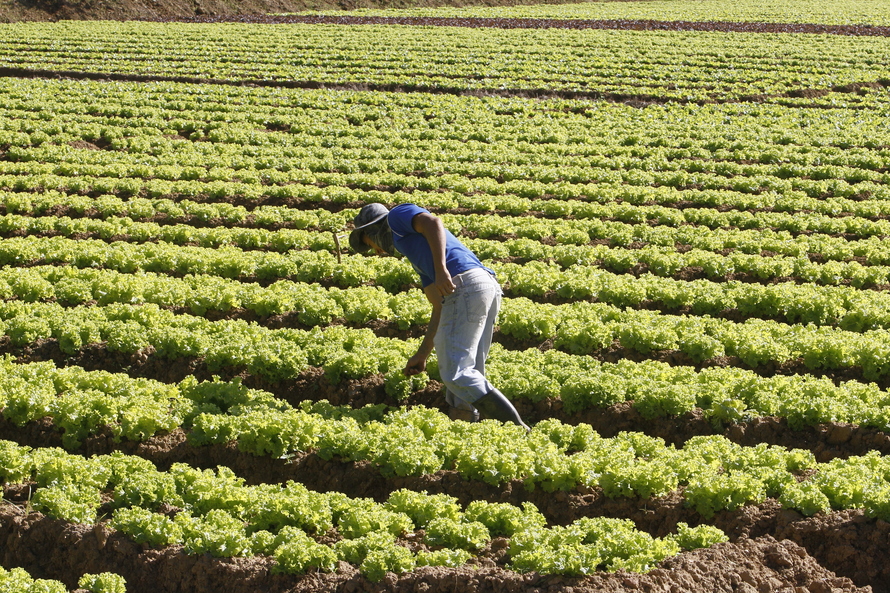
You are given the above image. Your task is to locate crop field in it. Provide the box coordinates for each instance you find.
[1,1,890,592]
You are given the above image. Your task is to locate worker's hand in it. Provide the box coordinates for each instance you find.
[403,353,428,376]
[432,270,455,298]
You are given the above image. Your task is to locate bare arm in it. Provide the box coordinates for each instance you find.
[403,284,443,376]
[412,212,455,298]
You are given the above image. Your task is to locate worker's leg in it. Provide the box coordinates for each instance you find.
[437,269,528,429]
[443,272,500,422]
[435,266,529,428]
[474,271,500,377]
[434,268,500,405]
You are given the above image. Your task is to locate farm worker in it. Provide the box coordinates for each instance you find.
[349,203,530,430]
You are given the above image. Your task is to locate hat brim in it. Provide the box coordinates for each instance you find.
[348,212,388,253]
[353,211,388,231]
[349,228,372,253]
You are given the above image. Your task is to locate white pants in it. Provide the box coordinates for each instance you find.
[434,267,502,410]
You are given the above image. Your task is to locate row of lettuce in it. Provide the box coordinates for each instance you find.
[1,78,883,166]
[3,141,889,204]
[4,219,890,291]
[4,360,890,578]
[6,207,890,288]
[5,272,890,386]
[2,357,889,512]
[0,77,887,199]
[2,284,890,397]
[303,0,890,25]
[6,201,890,265]
[0,89,887,205]
[0,22,886,101]
[2,319,888,436]
[6,257,890,332]
[0,567,125,593]
[1,438,728,579]
[7,188,890,236]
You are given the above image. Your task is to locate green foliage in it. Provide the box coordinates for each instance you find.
[109,466,182,513]
[334,530,395,564]
[337,499,414,539]
[360,544,416,582]
[384,489,461,528]
[415,548,472,568]
[111,507,183,546]
[249,529,278,555]
[510,517,683,575]
[668,522,729,551]
[633,385,697,419]
[335,530,416,580]
[78,572,127,593]
[0,566,67,593]
[424,517,490,551]
[31,483,101,523]
[250,481,334,534]
[3,434,890,577]
[0,439,33,483]
[272,527,339,574]
[464,501,546,537]
[178,509,253,557]
[684,471,768,518]
[0,356,183,448]
[778,482,831,517]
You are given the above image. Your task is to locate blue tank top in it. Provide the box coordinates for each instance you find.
[387,203,493,288]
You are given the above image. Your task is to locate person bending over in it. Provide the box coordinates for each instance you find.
[349,203,529,430]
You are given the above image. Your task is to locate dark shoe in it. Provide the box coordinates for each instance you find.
[448,406,480,422]
[474,389,530,431]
